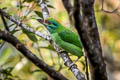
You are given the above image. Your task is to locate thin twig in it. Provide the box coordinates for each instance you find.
[57,54,63,72]
[0,41,5,50]
[95,0,120,14]
[50,50,56,66]
[37,47,44,60]
[0,9,51,41]
[101,0,120,13]
[0,11,10,51]
[0,13,9,31]
[62,0,73,23]
[85,56,89,80]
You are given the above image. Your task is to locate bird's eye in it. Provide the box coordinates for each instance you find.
[52,22,58,26]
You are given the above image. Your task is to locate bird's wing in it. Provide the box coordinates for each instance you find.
[58,30,82,48]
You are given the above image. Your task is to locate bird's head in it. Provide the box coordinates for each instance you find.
[45,18,61,33]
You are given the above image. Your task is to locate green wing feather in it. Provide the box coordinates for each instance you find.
[58,29,82,48]
[51,33,83,57]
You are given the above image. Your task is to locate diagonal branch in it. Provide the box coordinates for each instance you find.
[0,11,9,53]
[61,0,73,22]
[38,0,85,80]
[0,13,9,31]
[0,1,85,79]
[0,30,67,80]
[62,0,73,15]
[37,0,49,19]
[0,9,51,41]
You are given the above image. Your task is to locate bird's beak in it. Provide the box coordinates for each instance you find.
[37,19,47,27]
[37,19,49,27]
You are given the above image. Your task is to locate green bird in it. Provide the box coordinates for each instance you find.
[38,18,83,66]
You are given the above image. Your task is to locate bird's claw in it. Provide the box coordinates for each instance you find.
[68,62,75,70]
[68,57,80,70]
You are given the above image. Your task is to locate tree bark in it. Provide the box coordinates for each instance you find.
[73,0,108,80]
[0,30,67,80]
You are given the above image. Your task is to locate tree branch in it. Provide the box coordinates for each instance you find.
[62,0,73,15]
[0,13,9,31]
[61,0,73,22]
[0,10,9,53]
[0,30,67,80]
[0,8,68,80]
[73,0,108,80]
[37,0,49,19]
[37,0,86,80]
[0,9,51,41]
[0,1,86,79]
[100,0,120,14]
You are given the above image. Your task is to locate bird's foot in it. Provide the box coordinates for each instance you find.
[68,62,76,70]
[68,57,80,70]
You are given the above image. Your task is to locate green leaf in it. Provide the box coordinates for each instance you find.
[0,47,12,65]
[23,0,35,3]
[11,29,20,34]
[47,5,55,9]
[45,0,49,2]
[40,45,55,51]
[2,7,7,10]
[8,23,15,28]
[6,67,14,73]
[31,69,42,74]
[34,11,43,18]
[23,29,38,42]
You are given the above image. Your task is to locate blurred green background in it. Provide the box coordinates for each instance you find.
[0,0,120,80]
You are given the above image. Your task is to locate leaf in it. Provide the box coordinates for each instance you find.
[0,6,7,9]
[23,29,38,42]
[6,67,14,73]
[8,23,15,28]
[23,0,35,3]
[31,69,42,74]
[2,7,7,10]
[0,47,12,65]
[45,0,49,2]
[34,11,43,18]
[47,4,55,9]
[40,45,55,51]
[11,29,20,34]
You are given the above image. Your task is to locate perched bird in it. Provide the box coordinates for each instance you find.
[38,18,83,66]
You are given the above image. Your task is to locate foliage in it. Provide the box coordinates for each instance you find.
[0,0,120,80]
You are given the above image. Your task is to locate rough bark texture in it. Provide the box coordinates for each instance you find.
[73,0,108,80]
[59,51,85,80]
[0,0,108,79]
[62,0,73,23]
[0,9,51,41]
[62,0,73,15]
[0,30,67,80]
[38,0,86,80]
[0,2,86,80]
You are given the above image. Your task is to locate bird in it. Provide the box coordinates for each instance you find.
[38,18,83,67]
